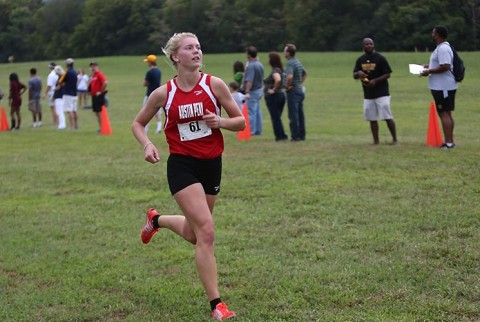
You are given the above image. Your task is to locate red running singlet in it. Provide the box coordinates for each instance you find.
[163,73,224,159]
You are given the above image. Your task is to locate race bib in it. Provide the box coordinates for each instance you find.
[178,120,212,141]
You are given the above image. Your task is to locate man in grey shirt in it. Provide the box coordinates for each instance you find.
[243,46,264,135]
[284,43,307,141]
[28,68,42,128]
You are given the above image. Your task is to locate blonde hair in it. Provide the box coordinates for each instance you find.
[162,32,198,69]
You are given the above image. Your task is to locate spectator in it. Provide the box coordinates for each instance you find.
[45,62,59,127]
[77,68,89,109]
[284,43,307,141]
[143,54,163,134]
[88,62,108,133]
[420,26,458,149]
[228,81,245,110]
[233,60,245,91]
[53,66,66,130]
[353,38,397,145]
[243,46,264,135]
[264,52,288,141]
[28,68,43,128]
[62,58,78,130]
[8,73,26,130]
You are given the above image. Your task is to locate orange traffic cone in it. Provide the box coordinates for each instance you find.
[426,101,443,147]
[100,105,112,135]
[0,107,9,131]
[237,103,251,141]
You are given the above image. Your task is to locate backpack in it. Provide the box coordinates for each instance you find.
[449,44,465,82]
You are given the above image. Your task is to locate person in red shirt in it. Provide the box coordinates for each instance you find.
[8,73,27,130]
[132,32,245,320]
[88,62,108,132]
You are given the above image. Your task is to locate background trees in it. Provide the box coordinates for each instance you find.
[0,0,478,62]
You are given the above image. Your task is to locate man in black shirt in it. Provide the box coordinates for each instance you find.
[353,38,397,145]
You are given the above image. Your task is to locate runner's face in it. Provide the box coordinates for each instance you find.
[175,37,202,69]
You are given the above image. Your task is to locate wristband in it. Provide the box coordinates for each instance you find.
[143,141,153,151]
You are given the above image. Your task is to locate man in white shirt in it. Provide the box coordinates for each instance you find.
[420,26,458,149]
[45,62,59,127]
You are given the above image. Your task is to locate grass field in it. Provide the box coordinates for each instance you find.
[1,51,479,321]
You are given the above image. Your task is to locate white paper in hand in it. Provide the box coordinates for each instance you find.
[409,64,425,75]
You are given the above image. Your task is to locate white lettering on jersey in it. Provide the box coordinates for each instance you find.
[178,102,204,119]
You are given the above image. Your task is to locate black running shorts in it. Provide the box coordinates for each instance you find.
[167,154,222,195]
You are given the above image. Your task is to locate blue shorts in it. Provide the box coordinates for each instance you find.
[167,154,222,195]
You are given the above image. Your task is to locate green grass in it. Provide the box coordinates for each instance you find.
[1,52,479,321]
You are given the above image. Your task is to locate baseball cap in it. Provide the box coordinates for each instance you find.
[65,58,74,65]
[143,55,157,63]
[48,62,56,68]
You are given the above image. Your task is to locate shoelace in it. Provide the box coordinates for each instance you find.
[144,220,154,233]
[214,303,228,318]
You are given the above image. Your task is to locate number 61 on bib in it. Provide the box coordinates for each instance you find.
[178,120,212,141]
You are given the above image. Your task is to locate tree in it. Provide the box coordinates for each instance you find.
[284,0,336,51]
[460,0,480,49]
[29,0,85,59]
[0,0,43,61]
[330,0,386,50]
[0,0,477,61]
[69,0,164,57]
[203,0,248,53]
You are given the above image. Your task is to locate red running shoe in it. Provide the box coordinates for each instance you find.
[212,302,236,320]
[141,208,159,244]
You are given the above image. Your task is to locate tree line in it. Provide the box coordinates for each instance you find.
[1,0,478,62]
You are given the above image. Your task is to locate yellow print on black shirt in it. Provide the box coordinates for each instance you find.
[361,62,376,72]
